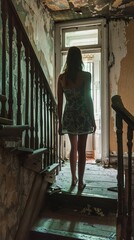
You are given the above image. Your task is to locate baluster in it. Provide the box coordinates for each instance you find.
[47,93,50,166]
[116,113,124,239]
[40,75,43,148]
[30,58,35,149]
[53,103,58,163]
[43,90,47,148]
[54,105,58,163]
[43,90,47,168]
[53,104,56,163]
[8,12,14,119]
[25,48,30,147]
[1,0,7,116]
[16,31,22,124]
[126,126,133,239]
[50,99,53,164]
[35,67,39,149]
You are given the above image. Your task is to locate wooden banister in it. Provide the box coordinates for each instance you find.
[112,95,134,240]
[112,95,134,129]
[0,0,59,169]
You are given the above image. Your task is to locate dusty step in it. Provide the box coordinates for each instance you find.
[46,188,117,213]
[0,117,13,125]
[46,161,118,213]
[0,124,29,137]
[30,205,116,240]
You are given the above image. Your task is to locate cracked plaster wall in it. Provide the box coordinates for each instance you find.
[11,0,55,92]
[109,20,134,153]
[0,147,35,240]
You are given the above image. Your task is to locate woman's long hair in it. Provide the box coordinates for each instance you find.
[64,46,83,83]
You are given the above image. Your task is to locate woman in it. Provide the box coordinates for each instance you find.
[57,46,96,191]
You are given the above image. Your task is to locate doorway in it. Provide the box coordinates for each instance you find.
[55,19,108,161]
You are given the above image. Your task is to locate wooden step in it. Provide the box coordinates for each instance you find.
[46,190,117,213]
[30,204,116,240]
[21,147,48,172]
[27,148,48,160]
[0,117,13,125]
[29,163,117,239]
[0,124,29,137]
[11,146,34,154]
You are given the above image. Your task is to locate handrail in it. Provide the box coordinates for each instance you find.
[7,0,55,103]
[111,95,134,240]
[112,95,134,130]
[0,0,58,168]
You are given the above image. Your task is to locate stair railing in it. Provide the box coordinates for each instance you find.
[0,0,58,168]
[112,95,134,240]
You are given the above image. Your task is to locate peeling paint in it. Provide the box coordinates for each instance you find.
[42,0,69,11]
[109,21,127,99]
[12,0,55,90]
[94,3,109,12]
[0,147,35,240]
[109,20,134,154]
[109,21,127,151]
[112,0,123,8]
[112,0,134,8]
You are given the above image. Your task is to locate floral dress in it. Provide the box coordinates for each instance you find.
[62,86,94,135]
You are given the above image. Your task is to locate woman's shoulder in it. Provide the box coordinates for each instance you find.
[81,70,91,77]
[80,71,91,81]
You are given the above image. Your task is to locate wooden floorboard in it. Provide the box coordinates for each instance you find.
[30,160,117,239]
[51,160,118,200]
[31,206,116,239]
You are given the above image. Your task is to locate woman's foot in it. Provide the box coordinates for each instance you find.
[78,183,86,191]
[71,177,78,187]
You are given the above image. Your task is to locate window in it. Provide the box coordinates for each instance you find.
[62,25,101,50]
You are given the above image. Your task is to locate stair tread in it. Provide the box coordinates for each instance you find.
[31,148,48,155]
[0,124,30,137]
[0,124,29,130]
[47,188,117,212]
[31,206,116,239]
[0,117,13,125]
[30,162,117,239]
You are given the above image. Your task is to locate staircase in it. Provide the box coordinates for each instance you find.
[29,162,117,240]
[0,1,59,240]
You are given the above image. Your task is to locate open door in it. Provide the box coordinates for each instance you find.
[55,19,108,161]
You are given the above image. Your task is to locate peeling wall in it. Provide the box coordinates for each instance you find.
[0,147,35,240]
[109,20,134,154]
[11,0,55,91]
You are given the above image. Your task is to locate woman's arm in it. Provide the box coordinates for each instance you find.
[57,75,63,134]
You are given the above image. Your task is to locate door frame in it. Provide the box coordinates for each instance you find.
[55,19,109,161]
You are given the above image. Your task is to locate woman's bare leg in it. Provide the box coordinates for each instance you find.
[78,134,88,189]
[68,134,78,185]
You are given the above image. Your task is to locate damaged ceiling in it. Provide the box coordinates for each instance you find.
[41,0,134,22]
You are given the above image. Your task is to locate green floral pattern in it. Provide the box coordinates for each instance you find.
[62,87,94,135]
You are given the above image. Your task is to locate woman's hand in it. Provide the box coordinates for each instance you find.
[92,120,96,133]
[93,124,96,133]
